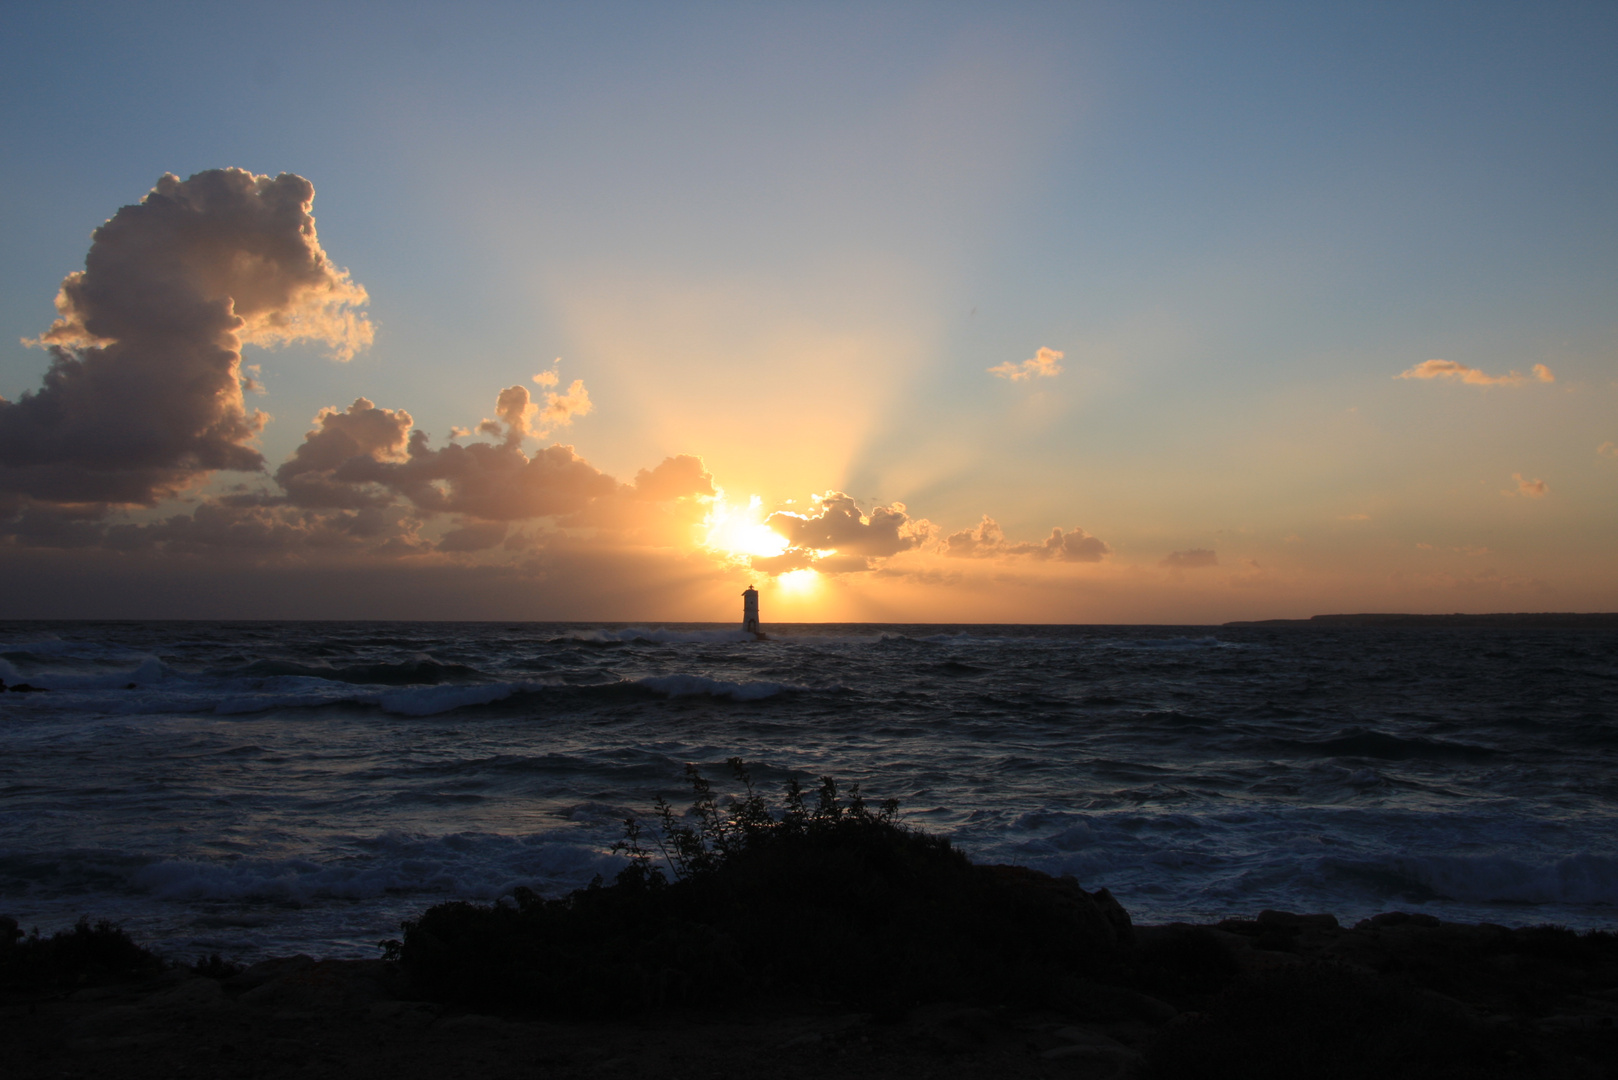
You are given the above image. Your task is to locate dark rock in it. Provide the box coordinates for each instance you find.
[1068,979,1179,1023]
[223,954,315,994]
[1092,887,1136,945]
[1256,909,1339,930]
[1365,910,1442,929]
[235,958,394,1017]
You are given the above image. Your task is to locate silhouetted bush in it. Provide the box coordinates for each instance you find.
[0,916,161,991]
[388,761,1132,1017]
[192,953,244,979]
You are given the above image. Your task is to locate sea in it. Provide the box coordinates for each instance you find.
[1,620,1615,962]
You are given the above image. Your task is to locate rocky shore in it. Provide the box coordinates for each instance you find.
[7,772,1616,1077]
[4,905,1617,1079]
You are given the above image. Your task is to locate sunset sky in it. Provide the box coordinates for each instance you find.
[2,2,1614,622]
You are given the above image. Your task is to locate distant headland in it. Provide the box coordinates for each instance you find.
[1226,612,1618,628]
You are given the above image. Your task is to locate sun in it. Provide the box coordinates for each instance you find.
[703,491,789,559]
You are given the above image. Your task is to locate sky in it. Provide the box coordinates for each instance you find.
[1,1,1614,622]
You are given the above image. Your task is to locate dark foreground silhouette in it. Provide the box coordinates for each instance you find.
[4,767,1616,1078]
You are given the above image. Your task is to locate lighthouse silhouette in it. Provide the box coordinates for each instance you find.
[741,585,762,638]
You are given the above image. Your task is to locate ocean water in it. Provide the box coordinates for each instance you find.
[1,620,1615,962]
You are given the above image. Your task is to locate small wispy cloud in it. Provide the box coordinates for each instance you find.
[1338,513,1371,521]
[989,346,1063,381]
[532,358,562,388]
[1507,473,1548,498]
[1599,442,1617,459]
[541,379,592,425]
[1396,359,1554,386]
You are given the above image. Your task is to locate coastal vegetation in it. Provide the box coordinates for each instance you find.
[0,915,161,991]
[4,767,1617,1077]
[386,760,1137,1016]
[374,763,1618,1077]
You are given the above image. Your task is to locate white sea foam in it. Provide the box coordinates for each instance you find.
[1389,852,1618,906]
[3,618,1615,962]
[0,655,170,690]
[379,683,521,716]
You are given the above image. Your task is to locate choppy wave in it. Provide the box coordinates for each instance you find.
[0,655,170,690]
[633,674,800,700]
[379,683,523,716]
[561,626,760,645]
[9,832,622,906]
[1343,852,1618,907]
[1278,730,1497,761]
[2,618,1616,961]
[218,658,486,685]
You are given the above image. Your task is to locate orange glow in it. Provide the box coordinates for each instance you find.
[775,568,820,594]
[703,491,789,560]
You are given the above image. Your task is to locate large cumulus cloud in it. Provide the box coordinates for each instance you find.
[755,492,933,573]
[768,492,930,558]
[274,392,615,521]
[1,168,372,506]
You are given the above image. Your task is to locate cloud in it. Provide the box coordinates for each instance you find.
[474,377,591,444]
[98,501,426,559]
[808,552,872,574]
[275,398,413,509]
[353,433,617,521]
[0,169,371,507]
[1159,549,1218,569]
[1029,526,1112,562]
[943,515,1004,557]
[1395,359,1554,386]
[768,492,931,558]
[437,520,510,552]
[1339,513,1371,521]
[943,515,1110,562]
[1599,442,1617,459]
[557,455,716,544]
[532,359,561,389]
[748,548,814,575]
[630,455,717,501]
[276,386,616,522]
[478,385,540,442]
[1509,473,1548,498]
[988,346,1063,381]
[540,378,593,425]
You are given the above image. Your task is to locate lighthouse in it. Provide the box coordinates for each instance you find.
[741,585,762,638]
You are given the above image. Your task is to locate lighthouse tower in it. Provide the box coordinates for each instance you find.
[741,585,761,638]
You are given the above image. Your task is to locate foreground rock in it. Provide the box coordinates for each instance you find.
[4,908,1616,1079]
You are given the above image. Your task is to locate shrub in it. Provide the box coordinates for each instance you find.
[0,916,161,991]
[388,760,1130,1017]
